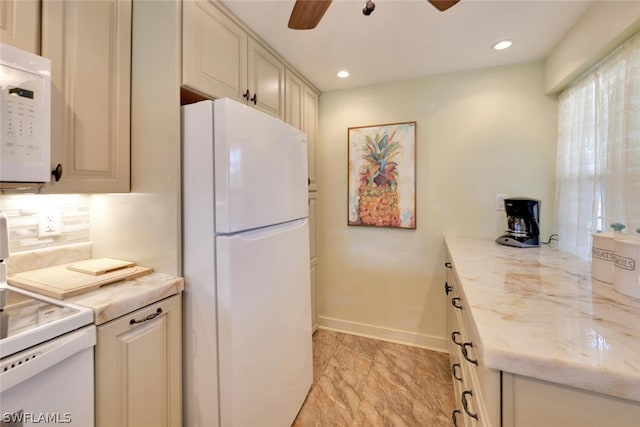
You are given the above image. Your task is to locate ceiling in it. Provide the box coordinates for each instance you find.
[220,0,595,92]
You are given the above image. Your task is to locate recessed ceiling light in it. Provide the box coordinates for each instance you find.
[493,40,513,51]
[337,70,350,78]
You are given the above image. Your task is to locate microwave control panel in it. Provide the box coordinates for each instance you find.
[1,66,43,164]
[0,43,51,183]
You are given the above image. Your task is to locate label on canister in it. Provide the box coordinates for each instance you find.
[591,233,616,283]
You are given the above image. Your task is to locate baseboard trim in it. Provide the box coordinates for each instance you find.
[317,316,448,353]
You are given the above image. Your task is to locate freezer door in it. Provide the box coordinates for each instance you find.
[216,218,312,427]
[214,98,308,233]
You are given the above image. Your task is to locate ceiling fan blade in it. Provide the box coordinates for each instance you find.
[428,0,460,12]
[288,0,333,30]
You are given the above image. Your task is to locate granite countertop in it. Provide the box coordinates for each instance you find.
[68,272,184,325]
[445,236,640,403]
[6,242,184,326]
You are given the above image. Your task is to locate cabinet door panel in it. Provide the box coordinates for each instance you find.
[96,294,182,427]
[42,0,131,193]
[0,0,40,53]
[285,69,304,129]
[303,86,319,191]
[248,38,284,119]
[503,373,640,427]
[309,192,317,261]
[310,260,318,332]
[183,0,247,100]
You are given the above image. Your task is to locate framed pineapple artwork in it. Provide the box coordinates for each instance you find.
[348,121,416,229]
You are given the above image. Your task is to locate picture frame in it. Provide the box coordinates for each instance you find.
[347,121,416,229]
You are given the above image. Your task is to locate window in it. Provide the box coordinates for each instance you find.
[554,33,640,260]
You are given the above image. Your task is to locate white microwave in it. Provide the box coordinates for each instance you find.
[0,43,51,184]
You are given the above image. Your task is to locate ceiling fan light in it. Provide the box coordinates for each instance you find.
[337,70,350,78]
[493,40,513,51]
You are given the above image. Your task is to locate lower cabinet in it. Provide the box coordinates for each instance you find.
[445,263,499,427]
[95,294,182,427]
[309,191,318,332]
[445,259,640,427]
[502,373,640,427]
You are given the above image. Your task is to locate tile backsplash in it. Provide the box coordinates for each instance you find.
[0,194,91,254]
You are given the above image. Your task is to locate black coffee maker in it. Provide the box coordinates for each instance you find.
[495,198,540,248]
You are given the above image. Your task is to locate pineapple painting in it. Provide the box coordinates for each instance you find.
[348,122,416,229]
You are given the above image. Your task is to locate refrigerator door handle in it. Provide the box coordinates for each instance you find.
[218,219,307,241]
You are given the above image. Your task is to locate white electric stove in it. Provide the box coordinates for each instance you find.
[0,213,96,426]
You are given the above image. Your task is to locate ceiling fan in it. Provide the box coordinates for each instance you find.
[288,0,460,30]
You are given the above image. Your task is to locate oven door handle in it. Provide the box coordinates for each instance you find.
[0,325,95,393]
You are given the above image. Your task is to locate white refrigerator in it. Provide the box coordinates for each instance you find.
[182,98,313,427]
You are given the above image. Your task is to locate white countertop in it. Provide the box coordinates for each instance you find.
[68,272,184,325]
[6,243,184,326]
[445,236,640,403]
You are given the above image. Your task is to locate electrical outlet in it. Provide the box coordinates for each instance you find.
[496,193,508,211]
[38,209,62,237]
[38,307,60,324]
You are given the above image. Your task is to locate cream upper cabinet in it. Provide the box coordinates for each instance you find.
[95,294,182,427]
[41,0,131,193]
[0,0,40,53]
[182,0,285,119]
[247,37,284,119]
[303,85,319,191]
[288,69,319,332]
[285,69,304,129]
[285,69,319,191]
[182,0,248,101]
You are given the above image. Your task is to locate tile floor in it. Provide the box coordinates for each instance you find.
[293,329,455,426]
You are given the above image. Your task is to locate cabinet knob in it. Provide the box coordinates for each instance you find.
[250,93,258,105]
[243,89,250,100]
[51,164,63,182]
[444,262,452,269]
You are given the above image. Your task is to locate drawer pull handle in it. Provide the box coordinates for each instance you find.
[451,331,463,346]
[451,363,463,381]
[130,308,163,325]
[461,390,479,420]
[452,409,461,426]
[462,342,478,365]
[452,297,463,310]
[445,281,453,295]
[445,262,452,269]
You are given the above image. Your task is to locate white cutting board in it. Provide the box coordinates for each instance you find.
[8,262,153,299]
[66,258,135,275]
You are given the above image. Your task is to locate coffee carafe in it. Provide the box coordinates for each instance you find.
[495,198,540,248]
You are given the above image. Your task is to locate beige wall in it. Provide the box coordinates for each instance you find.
[90,0,182,276]
[545,1,640,94]
[317,62,558,350]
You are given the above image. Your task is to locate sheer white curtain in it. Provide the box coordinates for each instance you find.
[555,33,640,260]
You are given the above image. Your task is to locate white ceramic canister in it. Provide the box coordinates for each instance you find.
[613,235,640,298]
[591,232,617,283]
